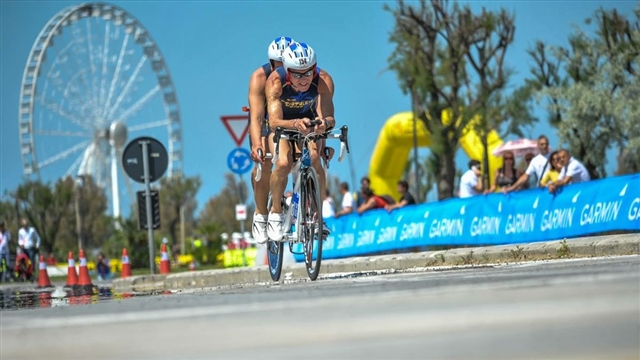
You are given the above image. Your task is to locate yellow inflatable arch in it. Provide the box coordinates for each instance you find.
[368,111,504,200]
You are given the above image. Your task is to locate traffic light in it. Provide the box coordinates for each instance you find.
[137,190,160,230]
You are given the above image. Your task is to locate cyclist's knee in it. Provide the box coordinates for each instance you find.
[274,158,292,173]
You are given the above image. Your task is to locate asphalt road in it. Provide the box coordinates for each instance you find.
[1,256,639,360]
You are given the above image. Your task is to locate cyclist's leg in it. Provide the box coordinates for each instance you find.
[251,127,273,243]
[267,135,293,240]
[309,139,330,235]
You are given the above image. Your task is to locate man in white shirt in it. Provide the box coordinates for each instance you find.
[504,135,552,193]
[549,149,591,192]
[334,182,354,218]
[459,160,484,198]
[18,218,40,263]
[322,189,335,219]
[0,221,10,282]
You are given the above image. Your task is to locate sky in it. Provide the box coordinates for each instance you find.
[1,0,637,219]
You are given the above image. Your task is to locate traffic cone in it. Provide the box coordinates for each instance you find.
[121,248,132,278]
[77,249,93,286]
[189,260,196,271]
[66,251,78,287]
[37,255,53,288]
[160,243,171,274]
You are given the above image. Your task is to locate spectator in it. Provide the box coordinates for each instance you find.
[0,221,10,282]
[385,180,416,212]
[14,252,33,282]
[334,182,354,218]
[46,253,57,266]
[548,149,590,193]
[539,151,561,188]
[322,189,335,219]
[459,160,484,198]
[504,135,552,193]
[96,252,112,281]
[357,188,391,214]
[485,151,522,194]
[18,218,40,264]
[355,176,370,208]
[519,152,536,189]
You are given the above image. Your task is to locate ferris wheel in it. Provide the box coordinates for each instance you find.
[18,2,183,218]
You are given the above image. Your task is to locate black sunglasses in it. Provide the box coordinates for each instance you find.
[289,69,314,79]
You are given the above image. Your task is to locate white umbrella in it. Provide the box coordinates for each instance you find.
[492,138,540,157]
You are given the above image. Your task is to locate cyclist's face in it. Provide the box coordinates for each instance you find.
[289,67,314,91]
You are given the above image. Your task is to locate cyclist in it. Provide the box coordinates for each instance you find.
[265,41,336,240]
[248,36,295,244]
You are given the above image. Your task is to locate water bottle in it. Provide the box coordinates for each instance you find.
[302,148,311,167]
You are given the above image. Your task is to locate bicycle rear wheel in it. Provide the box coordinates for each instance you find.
[301,167,323,280]
[266,193,284,281]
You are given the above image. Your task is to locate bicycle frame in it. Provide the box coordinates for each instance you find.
[254,124,350,243]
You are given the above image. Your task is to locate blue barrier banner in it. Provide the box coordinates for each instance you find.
[293,173,640,262]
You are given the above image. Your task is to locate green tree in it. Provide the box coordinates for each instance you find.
[528,7,640,179]
[386,0,532,199]
[158,174,202,253]
[0,196,20,253]
[12,178,74,253]
[105,215,149,268]
[56,175,111,256]
[198,173,252,236]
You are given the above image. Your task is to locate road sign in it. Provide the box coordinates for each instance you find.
[137,190,161,230]
[221,115,249,147]
[122,137,168,184]
[227,148,252,175]
[235,204,247,221]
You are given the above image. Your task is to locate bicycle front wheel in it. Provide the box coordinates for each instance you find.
[301,167,323,280]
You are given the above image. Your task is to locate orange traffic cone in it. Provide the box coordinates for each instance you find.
[189,260,196,271]
[66,251,78,287]
[160,243,171,274]
[77,249,93,286]
[121,248,132,278]
[37,255,53,288]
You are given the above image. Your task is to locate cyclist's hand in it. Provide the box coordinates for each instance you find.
[314,117,327,134]
[250,146,264,163]
[295,118,312,134]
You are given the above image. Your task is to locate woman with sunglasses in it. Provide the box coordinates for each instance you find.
[484,150,522,194]
[264,42,336,241]
[539,151,562,188]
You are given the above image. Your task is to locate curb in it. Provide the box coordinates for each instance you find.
[112,233,639,293]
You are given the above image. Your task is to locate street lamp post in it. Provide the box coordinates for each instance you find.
[74,175,86,251]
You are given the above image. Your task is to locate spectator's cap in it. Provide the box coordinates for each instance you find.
[162,237,169,244]
[468,159,481,170]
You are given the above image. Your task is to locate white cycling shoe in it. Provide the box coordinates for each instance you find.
[252,214,269,244]
[267,213,285,241]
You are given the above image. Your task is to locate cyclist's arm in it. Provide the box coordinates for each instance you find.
[248,69,266,150]
[315,72,336,130]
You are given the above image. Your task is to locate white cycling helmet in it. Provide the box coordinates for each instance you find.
[282,42,317,72]
[268,36,295,62]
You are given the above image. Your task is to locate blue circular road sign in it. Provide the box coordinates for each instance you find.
[227,148,253,175]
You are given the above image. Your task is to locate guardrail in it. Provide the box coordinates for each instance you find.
[294,173,640,261]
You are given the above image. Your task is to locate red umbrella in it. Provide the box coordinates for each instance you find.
[492,138,540,157]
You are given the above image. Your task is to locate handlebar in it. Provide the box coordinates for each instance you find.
[254,122,350,182]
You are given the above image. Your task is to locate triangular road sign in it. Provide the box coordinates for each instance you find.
[221,115,249,147]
